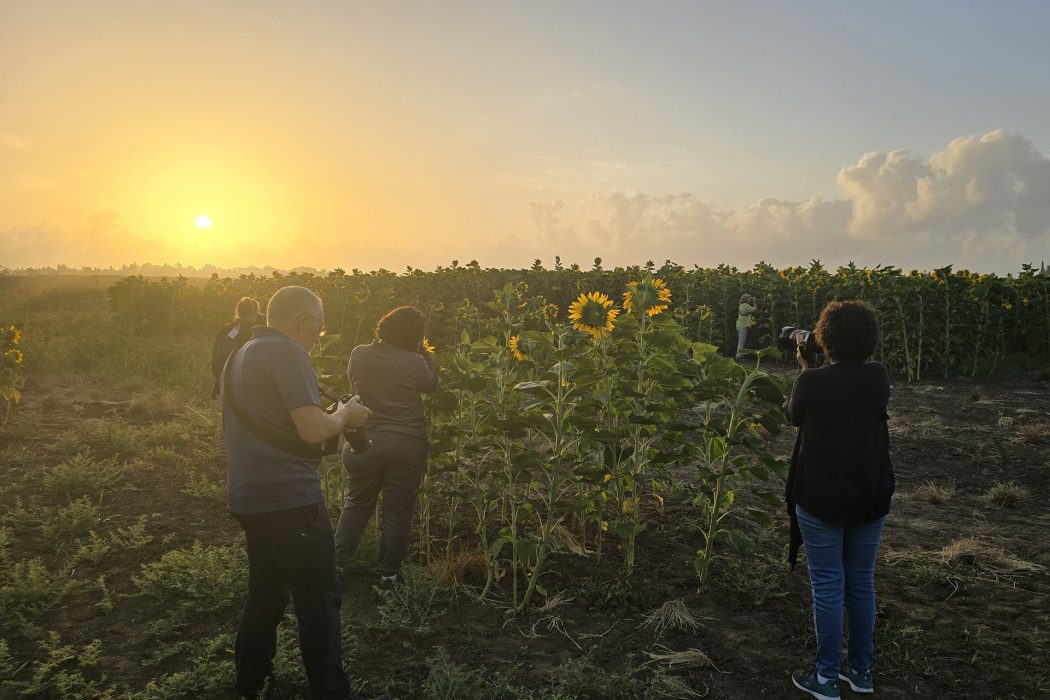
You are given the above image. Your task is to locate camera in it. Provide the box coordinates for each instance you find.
[779,326,821,365]
[325,394,372,454]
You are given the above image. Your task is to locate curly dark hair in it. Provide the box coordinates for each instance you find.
[376,306,426,351]
[814,300,879,363]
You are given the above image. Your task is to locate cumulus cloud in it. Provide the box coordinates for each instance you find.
[839,130,1050,241]
[528,130,1050,272]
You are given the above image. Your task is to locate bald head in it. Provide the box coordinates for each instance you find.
[267,286,322,328]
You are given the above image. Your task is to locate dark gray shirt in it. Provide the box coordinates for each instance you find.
[222,327,325,514]
[349,340,437,438]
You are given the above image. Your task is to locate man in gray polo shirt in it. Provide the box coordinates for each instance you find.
[222,285,370,700]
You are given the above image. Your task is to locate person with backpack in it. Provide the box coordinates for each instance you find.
[211,297,264,399]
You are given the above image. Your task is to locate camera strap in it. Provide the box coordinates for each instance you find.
[221,345,337,459]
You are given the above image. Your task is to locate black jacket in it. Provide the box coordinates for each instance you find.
[785,361,895,568]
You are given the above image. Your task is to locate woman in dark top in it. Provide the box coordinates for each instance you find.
[333,306,438,585]
[786,300,894,700]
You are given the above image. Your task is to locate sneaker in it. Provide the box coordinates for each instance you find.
[839,666,874,694]
[791,670,840,700]
[376,573,402,590]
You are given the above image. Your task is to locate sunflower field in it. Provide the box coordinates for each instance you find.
[8,260,1048,601]
[98,259,1050,382]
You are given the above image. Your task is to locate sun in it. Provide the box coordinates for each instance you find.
[195,214,212,229]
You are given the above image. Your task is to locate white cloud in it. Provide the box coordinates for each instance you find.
[839,130,1050,241]
[527,130,1050,272]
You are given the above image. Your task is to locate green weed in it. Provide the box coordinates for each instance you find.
[0,558,80,619]
[718,550,788,605]
[42,454,124,499]
[132,633,236,700]
[180,468,225,502]
[131,541,246,617]
[70,531,112,566]
[375,566,454,636]
[421,647,530,700]
[575,575,644,611]
[549,656,648,699]
[0,631,112,698]
[109,515,152,549]
[40,497,102,545]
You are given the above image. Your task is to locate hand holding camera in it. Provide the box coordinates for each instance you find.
[335,395,372,454]
[779,326,821,368]
[337,395,370,428]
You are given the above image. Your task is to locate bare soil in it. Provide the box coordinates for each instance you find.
[2,373,1049,699]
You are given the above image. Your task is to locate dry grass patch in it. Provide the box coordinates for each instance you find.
[640,598,701,636]
[887,535,1045,587]
[1016,420,1050,444]
[644,645,718,671]
[910,479,957,504]
[649,672,707,698]
[427,550,487,588]
[548,523,587,555]
[996,415,1015,429]
[940,536,1045,578]
[981,481,1030,509]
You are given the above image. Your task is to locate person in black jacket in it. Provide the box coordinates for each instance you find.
[333,306,438,586]
[785,300,894,700]
[210,297,264,399]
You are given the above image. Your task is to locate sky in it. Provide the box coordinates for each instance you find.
[2,0,1050,274]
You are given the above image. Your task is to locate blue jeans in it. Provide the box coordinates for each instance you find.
[795,504,887,680]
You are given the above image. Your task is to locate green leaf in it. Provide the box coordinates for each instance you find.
[513,380,550,391]
[726,530,755,553]
[745,507,774,528]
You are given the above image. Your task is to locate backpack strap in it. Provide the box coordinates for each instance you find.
[222,344,337,459]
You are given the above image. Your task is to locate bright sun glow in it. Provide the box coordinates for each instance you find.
[195,214,212,229]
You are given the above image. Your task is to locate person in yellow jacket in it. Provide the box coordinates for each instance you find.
[735,293,757,360]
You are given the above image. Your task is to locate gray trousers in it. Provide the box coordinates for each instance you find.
[735,326,748,357]
[333,430,427,576]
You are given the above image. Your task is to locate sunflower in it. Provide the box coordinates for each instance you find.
[567,291,619,341]
[421,336,435,354]
[509,335,527,361]
[622,276,672,317]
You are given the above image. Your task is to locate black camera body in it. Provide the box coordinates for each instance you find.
[325,394,372,454]
[779,326,821,365]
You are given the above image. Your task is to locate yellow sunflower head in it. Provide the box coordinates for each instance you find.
[421,336,435,354]
[567,291,619,342]
[509,335,528,361]
[622,276,672,317]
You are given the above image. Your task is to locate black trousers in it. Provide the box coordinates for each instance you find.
[233,501,348,699]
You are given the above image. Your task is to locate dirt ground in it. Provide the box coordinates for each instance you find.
[2,372,1049,699]
[336,374,1050,699]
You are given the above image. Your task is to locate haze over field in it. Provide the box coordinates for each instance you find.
[3,1,1050,274]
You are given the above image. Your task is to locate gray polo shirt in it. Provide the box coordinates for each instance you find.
[349,340,438,439]
[221,327,325,514]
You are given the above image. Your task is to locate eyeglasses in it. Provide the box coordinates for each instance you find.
[301,311,327,336]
